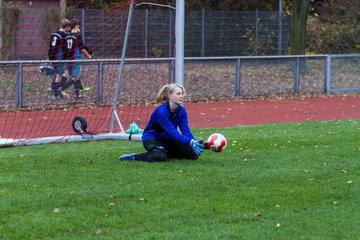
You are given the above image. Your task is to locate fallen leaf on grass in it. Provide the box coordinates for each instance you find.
[139,198,148,202]
[96,229,108,235]
[53,208,60,213]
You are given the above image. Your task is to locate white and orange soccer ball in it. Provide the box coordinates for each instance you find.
[207,133,227,152]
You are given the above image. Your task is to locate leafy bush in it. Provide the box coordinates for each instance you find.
[307,19,360,54]
[307,0,360,54]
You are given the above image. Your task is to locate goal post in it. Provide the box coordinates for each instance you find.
[110,0,185,132]
[175,0,185,86]
[110,0,136,134]
[0,0,182,147]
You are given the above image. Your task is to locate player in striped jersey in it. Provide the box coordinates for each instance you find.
[48,18,70,98]
[61,18,93,98]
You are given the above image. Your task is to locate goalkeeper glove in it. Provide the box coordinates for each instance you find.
[196,138,210,149]
[190,139,203,156]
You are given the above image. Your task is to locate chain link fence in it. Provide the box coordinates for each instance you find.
[1,4,291,60]
[76,9,292,58]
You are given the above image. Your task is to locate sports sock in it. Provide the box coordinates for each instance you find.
[61,76,67,84]
[50,78,56,89]
[61,79,74,91]
[74,79,83,91]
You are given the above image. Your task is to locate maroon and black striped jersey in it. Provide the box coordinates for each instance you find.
[63,33,86,60]
[48,31,69,60]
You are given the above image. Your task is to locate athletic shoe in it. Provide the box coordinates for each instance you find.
[51,95,62,100]
[118,153,136,161]
[80,87,91,94]
[73,88,82,98]
[52,88,68,99]
[53,89,61,99]
[61,91,69,98]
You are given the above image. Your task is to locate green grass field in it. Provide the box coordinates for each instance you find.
[1,120,359,240]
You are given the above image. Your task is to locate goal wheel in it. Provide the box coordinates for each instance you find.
[72,116,87,133]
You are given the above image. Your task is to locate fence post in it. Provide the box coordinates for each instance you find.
[169,59,175,83]
[169,9,173,57]
[81,9,85,43]
[16,63,23,108]
[324,55,332,93]
[13,25,17,59]
[255,9,259,55]
[235,58,241,96]
[294,57,300,94]
[145,9,149,58]
[96,61,103,103]
[201,9,205,57]
[278,0,283,55]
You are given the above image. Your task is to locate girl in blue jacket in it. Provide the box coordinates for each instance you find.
[119,83,203,162]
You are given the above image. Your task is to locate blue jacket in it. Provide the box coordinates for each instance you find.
[142,102,195,145]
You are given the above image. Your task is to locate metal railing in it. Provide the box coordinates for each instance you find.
[0,54,359,109]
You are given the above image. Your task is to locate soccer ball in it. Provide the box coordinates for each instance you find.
[207,133,227,152]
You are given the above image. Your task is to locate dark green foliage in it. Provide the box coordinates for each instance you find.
[307,0,360,53]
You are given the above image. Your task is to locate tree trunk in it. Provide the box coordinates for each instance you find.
[0,0,3,60]
[291,0,309,55]
[60,0,66,19]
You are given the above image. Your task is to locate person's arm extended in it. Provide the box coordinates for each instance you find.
[178,108,195,140]
[78,35,93,59]
[81,48,92,59]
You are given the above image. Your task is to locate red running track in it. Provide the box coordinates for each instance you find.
[0,95,359,139]
[185,95,360,128]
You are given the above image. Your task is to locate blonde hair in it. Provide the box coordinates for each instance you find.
[156,83,186,104]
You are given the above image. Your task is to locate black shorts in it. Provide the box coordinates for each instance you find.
[136,138,198,162]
